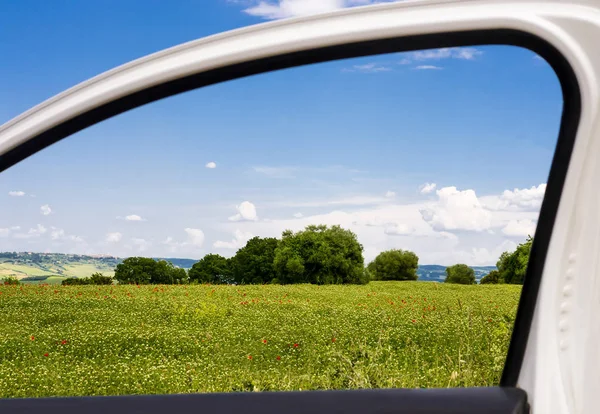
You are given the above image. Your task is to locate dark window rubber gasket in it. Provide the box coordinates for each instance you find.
[0,387,528,414]
[0,28,581,393]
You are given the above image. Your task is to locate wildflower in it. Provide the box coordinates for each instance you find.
[332,337,336,343]
[412,319,416,323]
[43,353,49,357]
[262,339,267,344]
[276,356,281,361]
[30,335,35,341]
[247,355,252,360]
[293,343,299,348]
[61,340,67,345]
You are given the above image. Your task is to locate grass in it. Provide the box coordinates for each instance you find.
[62,264,115,278]
[0,263,55,278]
[0,281,521,398]
[0,262,115,280]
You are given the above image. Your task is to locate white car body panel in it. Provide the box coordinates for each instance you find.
[2,1,600,413]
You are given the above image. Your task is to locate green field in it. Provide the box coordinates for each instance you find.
[0,263,56,278]
[0,282,521,398]
[0,262,115,281]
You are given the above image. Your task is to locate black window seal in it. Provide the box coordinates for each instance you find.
[0,28,581,389]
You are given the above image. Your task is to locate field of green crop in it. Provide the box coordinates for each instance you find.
[0,282,521,398]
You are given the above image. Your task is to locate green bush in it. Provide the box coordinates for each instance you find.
[1,276,20,286]
[189,254,231,284]
[444,264,476,285]
[368,249,419,281]
[480,270,501,284]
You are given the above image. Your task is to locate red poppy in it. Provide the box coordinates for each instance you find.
[332,337,336,343]
[412,319,416,323]
[61,340,67,345]
[30,335,35,341]
[262,339,267,344]
[293,343,299,348]
[43,353,49,357]
[276,356,281,360]
[247,355,253,360]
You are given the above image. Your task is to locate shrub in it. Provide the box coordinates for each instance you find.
[368,249,419,281]
[2,276,20,286]
[444,264,476,285]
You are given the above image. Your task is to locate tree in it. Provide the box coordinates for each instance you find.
[230,237,279,284]
[444,264,476,284]
[480,270,501,284]
[89,272,113,285]
[189,254,231,284]
[113,257,187,284]
[368,249,418,281]
[273,224,367,285]
[496,236,532,284]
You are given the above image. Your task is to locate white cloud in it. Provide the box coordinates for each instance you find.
[120,214,145,221]
[131,238,150,252]
[293,212,304,218]
[385,190,396,198]
[502,219,537,237]
[241,0,401,19]
[414,65,443,70]
[468,240,518,266]
[184,228,205,247]
[106,232,123,243]
[40,204,52,216]
[500,184,546,210]
[0,228,9,237]
[205,161,217,169]
[481,183,546,211]
[419,182,436,194]
[419,186,492,232]
[346,63,391,73]
[270,195,388,208]
[8,191,25,197]
[411,47,483,61]
[50,228,65,240]
[214,229,254,249]
[29,224,47,236]
[229,201,258,222]
[383,223,414,236]
[398,58,411,65]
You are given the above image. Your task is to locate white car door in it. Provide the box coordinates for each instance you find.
[1,1,598,413]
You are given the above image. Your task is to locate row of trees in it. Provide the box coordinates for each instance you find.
[62,272,114,285]
[63,225,531,286]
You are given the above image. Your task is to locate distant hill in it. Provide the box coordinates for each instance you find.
[0,252,496,283]
[417,265,497,282]
[0,252,199,282]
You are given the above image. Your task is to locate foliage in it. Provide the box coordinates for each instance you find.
[61,273,113,286]
[113,257,187,285]
[189,254,232,284]
[480,270,501,284]
[231,237,279,284]
[368,249,419,281]
[90,272,113,285]
[62,277,90,286]
[1,276,20,285]
[0,282,521,397]
[444,264,476,285]
[496,236,532,285]
[273,225,367,285]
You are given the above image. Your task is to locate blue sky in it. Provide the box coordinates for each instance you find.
[0,1,562,265]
